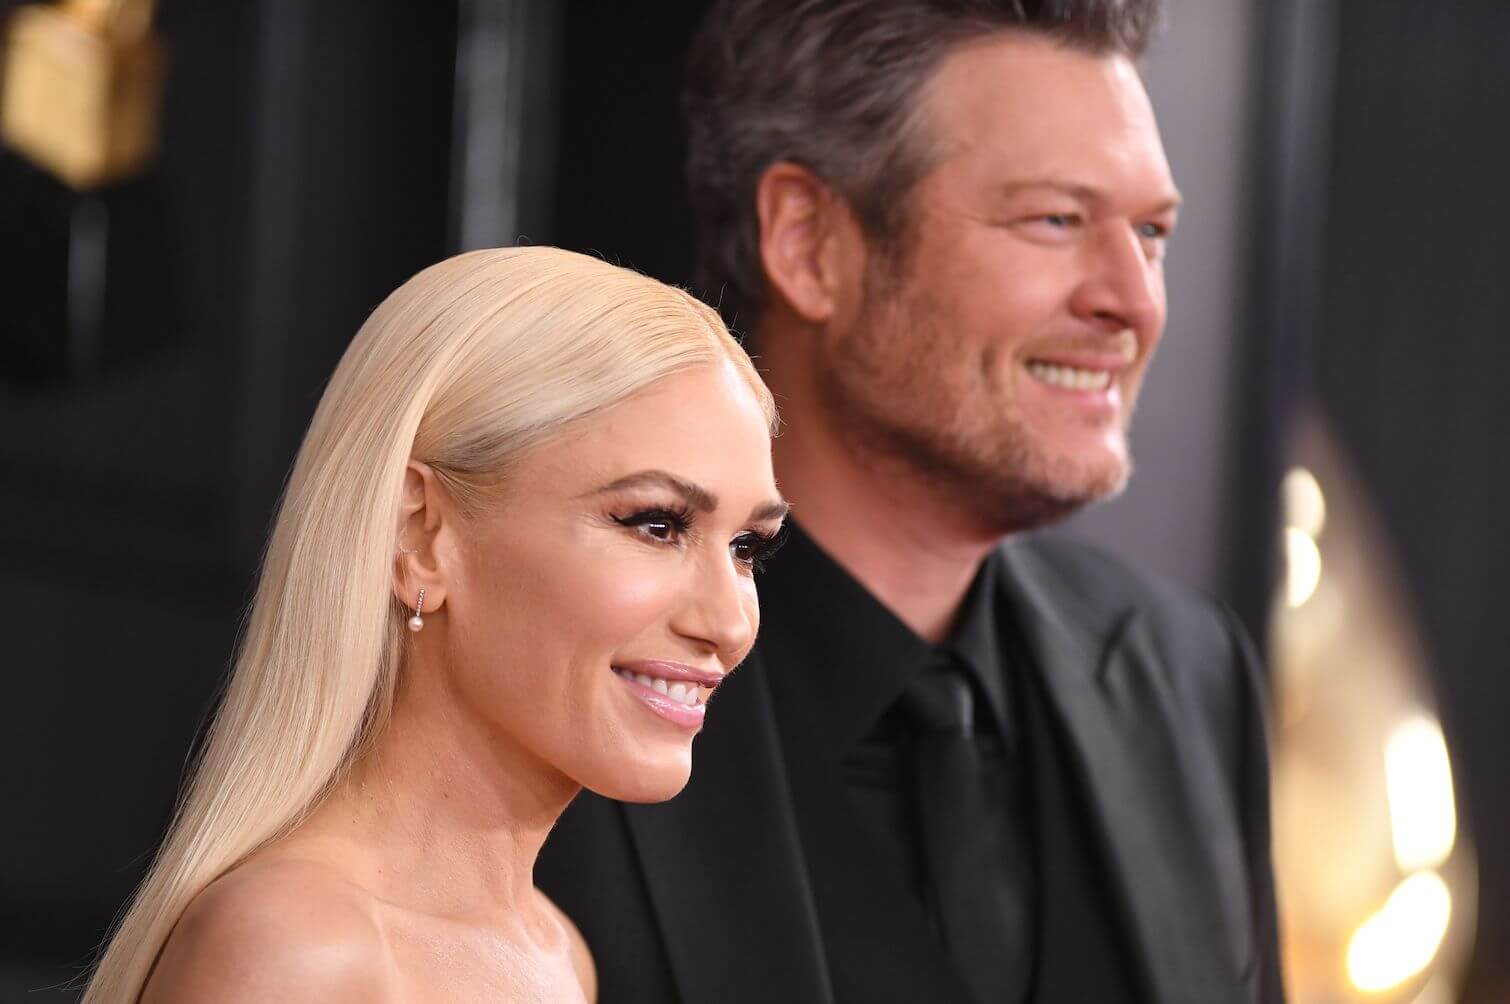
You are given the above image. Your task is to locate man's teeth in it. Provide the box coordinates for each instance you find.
[617,668,705,707]
[1026,361,1113,391]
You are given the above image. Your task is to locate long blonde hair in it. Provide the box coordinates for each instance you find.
[85,246,774,1001]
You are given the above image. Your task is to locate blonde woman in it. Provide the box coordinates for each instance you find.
[84,246,786,1002]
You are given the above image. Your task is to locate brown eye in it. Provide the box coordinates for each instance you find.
[612,508,693,545]
[731,526,787,570]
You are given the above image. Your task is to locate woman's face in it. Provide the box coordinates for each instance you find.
[430,361,784,802]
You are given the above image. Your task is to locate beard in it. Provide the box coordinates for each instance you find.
[814,269,1134,536]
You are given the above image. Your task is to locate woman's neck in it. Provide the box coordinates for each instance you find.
[308,677,581,921]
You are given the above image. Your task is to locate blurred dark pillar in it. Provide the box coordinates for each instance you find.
[1226,0,1343,643]
[228,0,458,568]
[0,0,457,993]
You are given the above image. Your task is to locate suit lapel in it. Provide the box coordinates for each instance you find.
[999,542,1250,1003]
[620,649,834,1004]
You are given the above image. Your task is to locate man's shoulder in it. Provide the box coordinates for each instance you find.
[1000,532,1247,663]
[1004,533,1267,789]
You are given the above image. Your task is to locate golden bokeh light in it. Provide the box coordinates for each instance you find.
[1283,466,1328,538]
[1284,526,1322,609]
[1385,716,1457,873]
[1270,416,1475,1004]
[1346,871,1452,993]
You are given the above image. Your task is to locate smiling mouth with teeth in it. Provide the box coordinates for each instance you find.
[1025,360,1115,392]
[611,667,709,708]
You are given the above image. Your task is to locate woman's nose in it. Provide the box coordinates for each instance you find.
[670,551,758,663]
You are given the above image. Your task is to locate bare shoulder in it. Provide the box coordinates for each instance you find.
[538,889,597,1003]
[142,857,396,1003]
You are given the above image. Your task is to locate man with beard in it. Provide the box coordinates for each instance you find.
[537,2,1283,1001]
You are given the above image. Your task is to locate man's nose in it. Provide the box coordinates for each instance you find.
[670,551,758,665]
[1070,223,1165,337]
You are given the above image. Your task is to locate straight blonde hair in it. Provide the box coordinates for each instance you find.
[84,246,774,1002]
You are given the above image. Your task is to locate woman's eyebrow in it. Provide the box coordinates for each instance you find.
[586,470,718,512]
[751,499,790,522]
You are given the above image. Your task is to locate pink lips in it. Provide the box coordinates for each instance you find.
[617,659,724,687]
[612,660,723,731]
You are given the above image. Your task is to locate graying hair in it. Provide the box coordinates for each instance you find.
[684,0,1162,333]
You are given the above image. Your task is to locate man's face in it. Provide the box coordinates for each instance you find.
[818,32,1179,530]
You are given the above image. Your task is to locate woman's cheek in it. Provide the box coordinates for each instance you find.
[585,557,681,634]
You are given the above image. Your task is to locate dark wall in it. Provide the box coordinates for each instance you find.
[1318,1,1510,995]
[549,0,713,291]
[0,0,457,991]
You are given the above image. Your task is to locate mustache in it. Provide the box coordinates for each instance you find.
[1028,330,1139,363]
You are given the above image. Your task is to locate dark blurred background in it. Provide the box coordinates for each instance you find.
[1,0,1505,1000]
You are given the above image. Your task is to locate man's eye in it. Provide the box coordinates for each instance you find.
[1012,213,1081,239]
[1137,222,1169,239]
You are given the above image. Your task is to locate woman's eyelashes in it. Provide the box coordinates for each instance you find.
[732,523,788,572]
[611,505,694,545]
[609,506,788,572]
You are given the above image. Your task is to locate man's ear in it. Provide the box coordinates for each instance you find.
[393,460,452,617]
[755,161,865,325]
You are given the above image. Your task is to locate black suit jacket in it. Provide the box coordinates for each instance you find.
[537,535,1284,1003]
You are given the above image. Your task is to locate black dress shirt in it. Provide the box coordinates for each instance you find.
[757,522,1038,1001]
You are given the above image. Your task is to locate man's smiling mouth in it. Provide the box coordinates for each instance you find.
[1025,360,1114,392]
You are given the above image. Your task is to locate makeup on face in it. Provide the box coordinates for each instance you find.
[609,659,724,730]
[440,363,785,802]
[592,470,789,733]
[596,468,789,573]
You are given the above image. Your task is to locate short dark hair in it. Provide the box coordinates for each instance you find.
[684,0,1161,331]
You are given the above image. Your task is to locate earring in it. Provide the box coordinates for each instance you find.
[408,588,426,632]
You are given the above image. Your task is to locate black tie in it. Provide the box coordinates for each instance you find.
[903,657,1031,1003]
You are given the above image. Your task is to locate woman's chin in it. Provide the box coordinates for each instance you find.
[582,753,693,804]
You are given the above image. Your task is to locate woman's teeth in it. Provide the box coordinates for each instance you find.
[1026,361,1113,391]
[615,668,705,707]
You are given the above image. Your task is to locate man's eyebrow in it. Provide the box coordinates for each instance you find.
[999,178,1182,214]
[587,470,718,512]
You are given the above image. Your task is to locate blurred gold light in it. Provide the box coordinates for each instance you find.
[1346,871,1452,993]
[1408,974,1455,1004]
[1271,417,1475,1004]
[1385,715,1456,872]
[1284,526,1322,608]
[1283,466,1328,538]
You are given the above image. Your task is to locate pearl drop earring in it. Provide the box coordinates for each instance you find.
[408,588,426,632]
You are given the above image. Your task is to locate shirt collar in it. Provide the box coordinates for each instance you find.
[755,521,1010,753]
[944,549,1012,739]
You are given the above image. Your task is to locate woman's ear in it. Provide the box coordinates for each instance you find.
[755,161,865,325]
[393,461,452,618]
